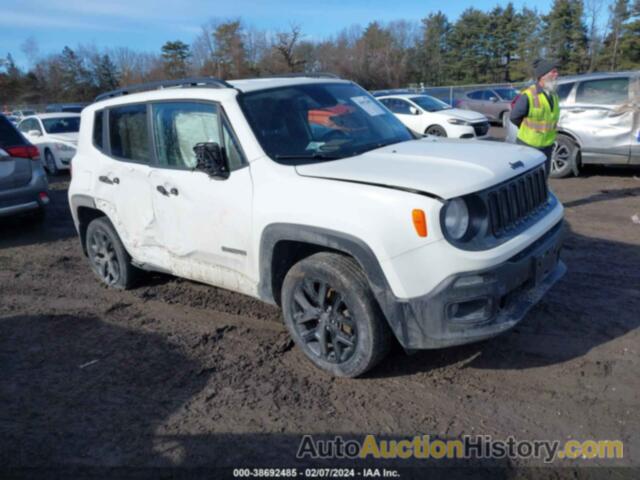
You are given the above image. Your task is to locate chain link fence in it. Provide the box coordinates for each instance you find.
[375,82,530,106]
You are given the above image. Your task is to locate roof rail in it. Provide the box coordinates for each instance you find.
[94,77,234,102]
[256,72,341,79]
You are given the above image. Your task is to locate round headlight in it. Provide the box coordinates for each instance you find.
[443,198,470,240]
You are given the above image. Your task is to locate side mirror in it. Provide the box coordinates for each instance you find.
[409,106,421,115]
[193,142,229,180]
[28,130,42,137]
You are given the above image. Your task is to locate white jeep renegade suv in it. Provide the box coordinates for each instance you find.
[69,75,566,377]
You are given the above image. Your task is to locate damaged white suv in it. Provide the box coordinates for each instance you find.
[69,75,566,377]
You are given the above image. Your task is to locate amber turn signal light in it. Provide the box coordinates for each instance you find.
[412,209,428,237]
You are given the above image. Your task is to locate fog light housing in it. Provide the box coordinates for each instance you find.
[447,297,493,324]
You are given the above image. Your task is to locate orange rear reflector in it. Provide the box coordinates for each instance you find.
[412,209,428,237]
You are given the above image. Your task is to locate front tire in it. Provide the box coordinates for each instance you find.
[85,217,138,289]
[45,150,59,176]
[425,125,447,137]
[551,134,579,178]
[281,253,391,378]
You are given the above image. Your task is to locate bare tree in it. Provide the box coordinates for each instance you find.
[274,25,306,72]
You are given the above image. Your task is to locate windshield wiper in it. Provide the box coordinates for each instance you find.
[273,152,342,160]
[352,140,401,155]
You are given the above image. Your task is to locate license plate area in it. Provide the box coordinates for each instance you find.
[534,244,560,285]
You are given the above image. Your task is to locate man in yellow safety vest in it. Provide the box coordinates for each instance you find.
[510,59,560,177]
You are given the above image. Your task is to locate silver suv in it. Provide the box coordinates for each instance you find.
[507,71,640,178]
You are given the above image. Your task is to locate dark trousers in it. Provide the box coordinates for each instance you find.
[517,139,553,178]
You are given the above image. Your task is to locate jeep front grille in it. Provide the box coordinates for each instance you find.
[487,166,548,236]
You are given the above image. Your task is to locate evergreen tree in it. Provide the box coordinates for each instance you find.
[212,21,248,78]
[618,0,640,68]
[59,46,92,101]
[608,0,630,69]
[94,54,120,92]
[543,0,589,74]
[161,41,191,79]
[419,12,450,85]
[447,8,491,83]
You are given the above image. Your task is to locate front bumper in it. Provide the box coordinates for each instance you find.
[384,221,566,349]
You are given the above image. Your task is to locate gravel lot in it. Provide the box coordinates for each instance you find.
[1,137,639,475]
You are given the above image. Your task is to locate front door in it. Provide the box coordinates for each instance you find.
[147,101,255,295]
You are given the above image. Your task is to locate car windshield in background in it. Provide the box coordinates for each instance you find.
[238,82,412,164]
[42,117,80,134]
[410,95,450,112]
[494,88,518,101]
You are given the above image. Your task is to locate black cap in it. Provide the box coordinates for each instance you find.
[533,58,559,79]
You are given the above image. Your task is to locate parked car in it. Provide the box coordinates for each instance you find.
[377,94,490,138]
[18,113,80,174]
[45,103,87,113]
[0,114,49,219]
[12,109,36,120]
[506,71,639,178]
[69,76,565,377]
[6,115,20,126]
[457,87,519,127]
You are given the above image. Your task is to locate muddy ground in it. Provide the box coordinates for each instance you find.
[1,146,639,476]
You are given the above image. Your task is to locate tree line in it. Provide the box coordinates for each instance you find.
[1,0,639,106]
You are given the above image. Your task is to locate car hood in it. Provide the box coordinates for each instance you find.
[49,132,78,145]
[435,108,487,123]
[295,138,545,199]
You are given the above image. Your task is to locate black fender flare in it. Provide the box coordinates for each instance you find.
[258,223,411,344]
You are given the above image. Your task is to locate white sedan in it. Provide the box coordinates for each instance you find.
[17,113,80,174]
[377,94,490,139]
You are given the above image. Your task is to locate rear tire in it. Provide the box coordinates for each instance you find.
[85,217,138,289]
[551,134,579,178]
[281,252,392,378]
[425,125,447,137]
[45,150,59,176]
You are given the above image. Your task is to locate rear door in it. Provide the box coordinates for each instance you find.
[146,101,254,294]
[566,76,632,164]
[94,104,157,263]
[0,115,33,192]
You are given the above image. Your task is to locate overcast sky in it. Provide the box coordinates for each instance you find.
[2,0,571,67]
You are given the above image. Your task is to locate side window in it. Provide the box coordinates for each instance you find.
[152,102,221,169]
[481,90,495,100]
[18,119,30,133]
[575,78,629,105]
[388,99,412,115]
[556,82,575,102]
[34,120,44,134]
[93,111,104,150]
[467,91,482,100]
[109,104,150,162]
[222,119,244,171]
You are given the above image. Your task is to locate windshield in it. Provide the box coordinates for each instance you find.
[42,117,80,134]
[494,88,518,101]
[238,82,412,163]
[410,95,450,112]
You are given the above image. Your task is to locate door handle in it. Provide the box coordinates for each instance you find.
[156,185,169,196]
[99,175,119,185]
[568,109,585,113]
